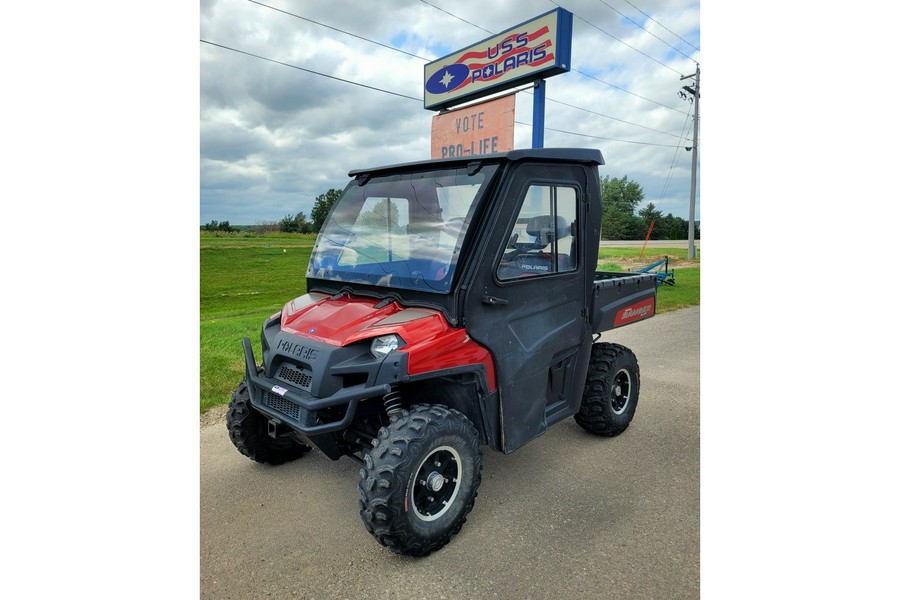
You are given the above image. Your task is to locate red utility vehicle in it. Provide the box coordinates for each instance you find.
[227,148,657,556]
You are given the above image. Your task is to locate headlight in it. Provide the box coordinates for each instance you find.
[370,334,403,358]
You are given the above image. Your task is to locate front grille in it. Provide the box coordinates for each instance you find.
[276,363,313,391]
[263,391,300,420]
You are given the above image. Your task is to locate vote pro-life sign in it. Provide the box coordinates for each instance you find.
[425,8,572,157]
[430,94,515,159]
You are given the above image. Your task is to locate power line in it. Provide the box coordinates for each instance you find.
[656,106,695,203]
[568,68,689,116]
[200,39,423,102]
[515,120,683,148]
[233,3,688,143]
[594,0,695,61]
[418,0,492,34]
[202,39,681,146]
[547,0,683,76]
[248,0,430,61]
[543,96,685,139]
[621,0,700,53]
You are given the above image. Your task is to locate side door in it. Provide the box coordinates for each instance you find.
[463,161,593,452]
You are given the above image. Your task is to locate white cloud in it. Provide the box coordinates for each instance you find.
[200,0,701,225]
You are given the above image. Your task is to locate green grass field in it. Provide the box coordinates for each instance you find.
[200,232,700,412]
[200,232,317,412]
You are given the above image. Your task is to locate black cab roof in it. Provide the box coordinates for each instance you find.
[348,147,604,177]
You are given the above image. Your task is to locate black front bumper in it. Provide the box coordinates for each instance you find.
[242,338,393,435]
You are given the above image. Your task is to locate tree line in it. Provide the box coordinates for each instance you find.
[598,175,698,241]
[202,177,697,240]
[202,189,342,234]
[278,188,341,233]
[202,220,235,232]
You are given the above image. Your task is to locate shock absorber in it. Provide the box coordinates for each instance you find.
[382,388,404,422]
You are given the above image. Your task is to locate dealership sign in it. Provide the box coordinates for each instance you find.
[423,8,573,111]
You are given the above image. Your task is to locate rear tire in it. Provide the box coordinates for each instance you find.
[575,343,640,436]
[226,375,311,465]
[358,404,483,557]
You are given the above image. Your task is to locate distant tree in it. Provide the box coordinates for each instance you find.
[252,220,279,234]
[278,214,297,233]
[278,212,311,234]
[601,175,644,214]
[658,213,685,239]
[598,176,645,240]
[357,198,401,229]
[600,203,640,240]
[638,202,663,239]
[295,211,311,234]
[653,213,699,240]
[203,219,234,232]
[311,188,342,232]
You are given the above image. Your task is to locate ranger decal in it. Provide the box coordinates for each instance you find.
[613,298,655,327]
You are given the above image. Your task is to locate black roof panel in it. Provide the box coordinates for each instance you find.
[348,147,604,177]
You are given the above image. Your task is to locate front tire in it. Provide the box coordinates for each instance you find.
[575,343,640,436]
[226,376,310,465]
[358,404,483,557]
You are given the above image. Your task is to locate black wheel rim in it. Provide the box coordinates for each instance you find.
[411,446,461,522]
[610,368,632,415]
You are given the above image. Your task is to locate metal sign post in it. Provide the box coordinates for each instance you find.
[532,79,546,149]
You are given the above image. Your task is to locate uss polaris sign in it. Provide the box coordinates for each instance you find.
[423,8,573,111]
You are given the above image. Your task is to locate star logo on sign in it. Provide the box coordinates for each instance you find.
[440,70,454,88]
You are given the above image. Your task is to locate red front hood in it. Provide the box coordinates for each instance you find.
[280,293,444,347]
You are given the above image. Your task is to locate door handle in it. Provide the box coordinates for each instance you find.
[481,295,509,305]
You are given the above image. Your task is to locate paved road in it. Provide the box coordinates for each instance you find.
[201,306,700,599]
[600,239,700,249]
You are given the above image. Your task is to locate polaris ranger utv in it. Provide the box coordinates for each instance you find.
[226,148,657,556]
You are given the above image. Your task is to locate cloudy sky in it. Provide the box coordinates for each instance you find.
[200,0,700,226]
[8,4,900,594]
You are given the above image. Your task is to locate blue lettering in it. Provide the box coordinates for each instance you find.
[443,144,466,158]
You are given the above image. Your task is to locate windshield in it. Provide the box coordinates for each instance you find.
[308,165,497,294]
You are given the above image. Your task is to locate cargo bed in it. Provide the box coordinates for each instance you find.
[591,271,658,333]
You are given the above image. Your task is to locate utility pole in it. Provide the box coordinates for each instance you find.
[680,64,700,259]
